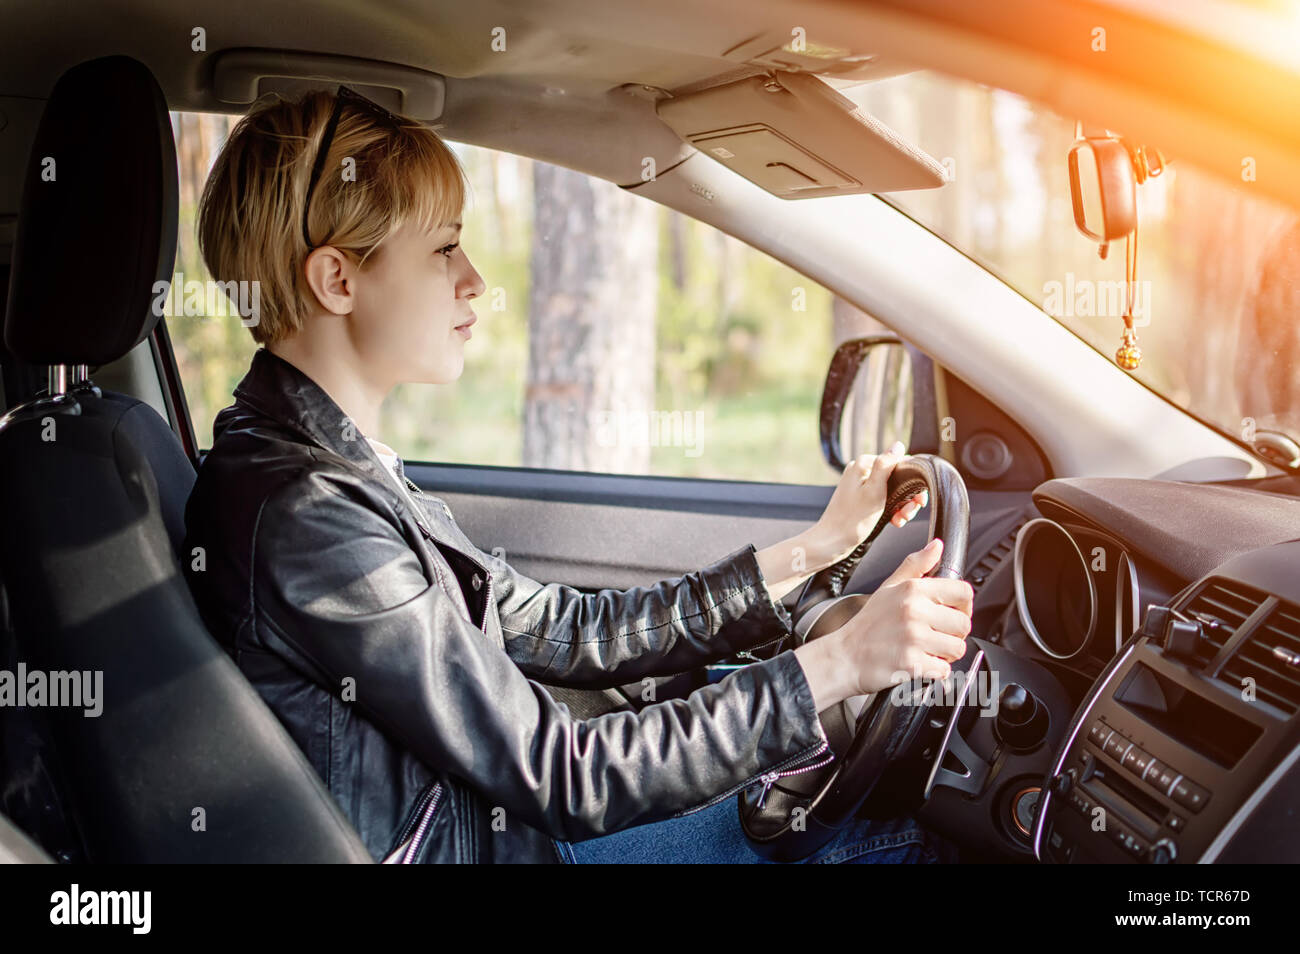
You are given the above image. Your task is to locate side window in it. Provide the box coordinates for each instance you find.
[166,113,896,484]
[387,142,906,485]
[166,111,257,452]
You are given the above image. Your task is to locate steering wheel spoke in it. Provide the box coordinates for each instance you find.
[923,648,993,798]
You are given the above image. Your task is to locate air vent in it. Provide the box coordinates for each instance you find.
[968,517,1027,594]
[1221,599,1300,717]
[1181,578,1267,669]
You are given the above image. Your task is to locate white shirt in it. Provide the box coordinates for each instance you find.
[366,437,420,510]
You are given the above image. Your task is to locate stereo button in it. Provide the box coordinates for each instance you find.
[1108,823,1142,857]
[1122,745,1152,776]
[1103,732,1130,762]
[1124,832,1148,858]
[1171,778,1210,814]
[1147,761,1178,794]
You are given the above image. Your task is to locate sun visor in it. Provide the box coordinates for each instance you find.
[655,71,946,198]
[211,49,446,121]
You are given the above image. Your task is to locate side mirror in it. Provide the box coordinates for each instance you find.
[1067,137,1138,249]
[818,335,916,471]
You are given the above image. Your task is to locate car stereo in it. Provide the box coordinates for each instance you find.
[1033,576,1300,863]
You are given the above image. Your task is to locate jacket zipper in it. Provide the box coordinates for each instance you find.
[402,782,444,863]
[755,738,834,807]
[385,781,445,864]
[735,633,791,662]
[402,473,427,500]
[393,475,473,862]
[669,736,833,819]
[404,473,495,633]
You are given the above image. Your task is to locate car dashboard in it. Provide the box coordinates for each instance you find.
[957,475,1300,863]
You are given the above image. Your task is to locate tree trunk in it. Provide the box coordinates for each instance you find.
[524,164,658,473]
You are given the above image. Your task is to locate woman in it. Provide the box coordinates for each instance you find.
[183,86,973,864]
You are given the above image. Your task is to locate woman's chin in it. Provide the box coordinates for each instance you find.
[415,358,465,386]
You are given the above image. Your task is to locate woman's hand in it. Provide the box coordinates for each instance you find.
[752,442,928,602]
[794,539,973,711]
[811,441,928,564]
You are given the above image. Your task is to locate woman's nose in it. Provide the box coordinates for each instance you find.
[459,255,487,300]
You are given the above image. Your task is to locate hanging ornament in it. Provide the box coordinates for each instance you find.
[1114,215,1142,370]
[1116,324,1142,371]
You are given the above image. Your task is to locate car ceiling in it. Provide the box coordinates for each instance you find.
[1,0,1298,210]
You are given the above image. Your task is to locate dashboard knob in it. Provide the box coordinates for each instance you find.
[1050,770,1073,796]
[1139,605,1172,641]
[1141,605,1204,660]
[995,683,1048,750]
[1001,684,1032,723]
[1148,838,1177,864]
[1162,618,1203,660]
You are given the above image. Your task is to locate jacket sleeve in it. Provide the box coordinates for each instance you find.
[249,475,829,842]
[421,496,799,687]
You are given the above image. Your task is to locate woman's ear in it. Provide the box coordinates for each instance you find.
[303,246,356,316]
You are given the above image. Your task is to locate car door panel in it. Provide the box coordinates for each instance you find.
[405,460,1032,602]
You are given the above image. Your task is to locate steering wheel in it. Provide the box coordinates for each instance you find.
[739,453,970,862]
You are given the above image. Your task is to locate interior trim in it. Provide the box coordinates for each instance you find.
[1032,640,1137,860]
[1116,549,1141,653]
[1013,517,1097,661]
[1199,740,1300,863]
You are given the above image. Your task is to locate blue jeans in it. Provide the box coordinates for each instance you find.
[558,796,959,864]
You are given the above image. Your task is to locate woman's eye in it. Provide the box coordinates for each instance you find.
[436,242,459,258]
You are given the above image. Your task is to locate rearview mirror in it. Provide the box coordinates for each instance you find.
[1067,137,1137,247]
[818,335,914,471]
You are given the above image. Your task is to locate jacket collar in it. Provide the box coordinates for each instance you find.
[225,348,499,641]
[227,346,398,492]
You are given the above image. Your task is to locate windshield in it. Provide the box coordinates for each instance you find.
[837,70,1300,453]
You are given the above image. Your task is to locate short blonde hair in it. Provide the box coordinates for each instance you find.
[198,89,468,345]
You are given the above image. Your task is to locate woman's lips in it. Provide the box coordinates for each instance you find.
[454,316,476,339]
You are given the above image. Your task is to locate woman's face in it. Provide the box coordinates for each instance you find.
[349,219,485,387]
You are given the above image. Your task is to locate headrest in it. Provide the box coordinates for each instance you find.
[4,55,178,367]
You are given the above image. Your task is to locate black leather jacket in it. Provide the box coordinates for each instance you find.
[183,348,830,863]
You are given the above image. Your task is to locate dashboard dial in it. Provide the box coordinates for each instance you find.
[1013,517,1097,660]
